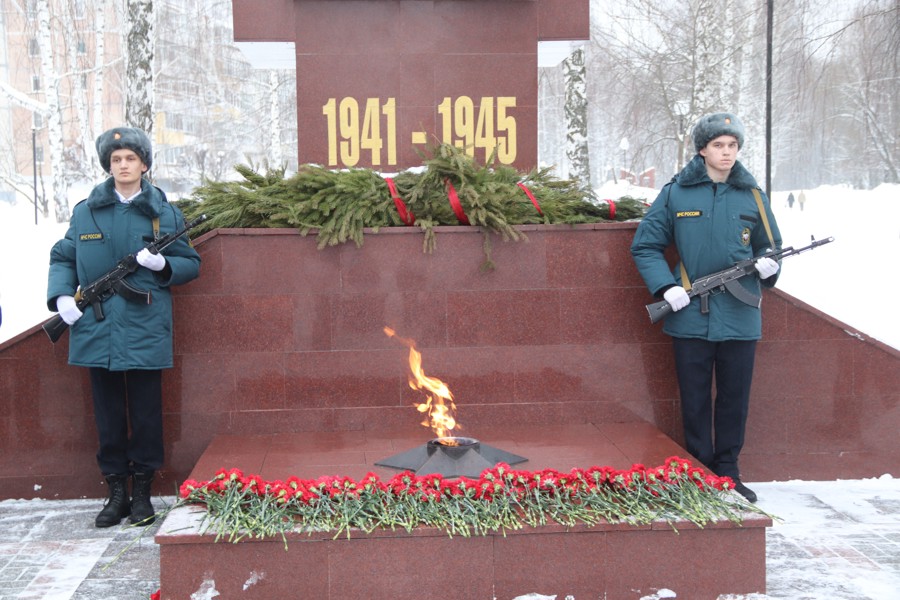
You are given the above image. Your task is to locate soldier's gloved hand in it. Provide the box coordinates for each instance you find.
[136,248,167,272]
[663,286,691,312]
[56,294,83,325]
[755,256,780,279]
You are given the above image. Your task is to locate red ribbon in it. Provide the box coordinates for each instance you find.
[444,178,470,225]
[606,199,616,220]
[385,177,414,225]
[517,183,543,216]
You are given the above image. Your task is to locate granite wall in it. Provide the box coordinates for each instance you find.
[1,225,897,499]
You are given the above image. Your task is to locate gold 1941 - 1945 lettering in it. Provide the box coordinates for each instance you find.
[322,96,517,168]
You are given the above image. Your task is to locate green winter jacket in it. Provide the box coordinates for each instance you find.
[630,155,782,341]
[47,178,201,370]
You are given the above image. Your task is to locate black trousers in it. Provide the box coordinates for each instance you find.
[671,338,757,479]
[89,367,164,476]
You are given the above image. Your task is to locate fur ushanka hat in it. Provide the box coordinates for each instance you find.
[96,127,153,173]
[691,112,745,152]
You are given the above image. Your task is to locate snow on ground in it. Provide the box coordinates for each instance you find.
[769,183,900,351]
[1,476,899,600]
[755,475,900,600]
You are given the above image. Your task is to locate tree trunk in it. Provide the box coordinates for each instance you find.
[563,48,590,188]
[66,8,92,182]
[37,0,69,222]
[125,0,155,140]
[269,71,283,168]
[91,0,108,178]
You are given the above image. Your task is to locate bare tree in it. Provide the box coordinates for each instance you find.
[588,0,752,183]
[62,0,93,181]
[125,0,154,135]
[4,0,890,205]
[146,0,297,187]
[571,0,897,191]
[0,81,49,216]
[36,0,69,221]
[771,0,898,187]
[839,0,899,184]
[268,71,283,168]
[563,48,590,187]
[89,0,111,178]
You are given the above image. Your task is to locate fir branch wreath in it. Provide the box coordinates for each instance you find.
[176,144,648,258]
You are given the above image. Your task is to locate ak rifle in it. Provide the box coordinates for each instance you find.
[43,214,207,343]
[645,235,835,325]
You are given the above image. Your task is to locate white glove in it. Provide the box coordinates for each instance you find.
[754,256,779,279]
[56,294,83,325]
[136,248,167,272]
[663,286,691,312]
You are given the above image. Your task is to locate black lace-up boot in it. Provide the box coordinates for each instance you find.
[95,474,131,528]
[130,471,156,526]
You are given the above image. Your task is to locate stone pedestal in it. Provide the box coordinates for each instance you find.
[156,423,771,599]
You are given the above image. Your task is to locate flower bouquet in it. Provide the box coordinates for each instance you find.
[172,456,772,545]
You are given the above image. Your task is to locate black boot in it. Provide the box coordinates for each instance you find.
[734,479,758,503]
[95,474,131,528]
[130,471,156,526]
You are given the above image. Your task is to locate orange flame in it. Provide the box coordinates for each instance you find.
[384,326,460,441]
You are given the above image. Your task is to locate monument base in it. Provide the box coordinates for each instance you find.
[155,423,770,599]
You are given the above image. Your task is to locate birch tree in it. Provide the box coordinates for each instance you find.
[125,0,154,136]
[563,48,590,187]
[63,1,92,180]
[268,71,283,168]
[691,0,728,113]
[732,0,767,178]
[840,0,899,184]
[589,0,713,181]
[586,0,785,185]
[90,0,109,177]
[36,0,69,221]
[537,66,562,167]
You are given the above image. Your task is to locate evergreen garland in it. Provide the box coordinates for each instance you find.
[177,144,648,253]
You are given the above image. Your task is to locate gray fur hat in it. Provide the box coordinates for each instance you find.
[692,112,745,152]
[96,127,152,173]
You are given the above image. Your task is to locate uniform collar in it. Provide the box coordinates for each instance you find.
[86,177,163,218]
[676,154,759,190]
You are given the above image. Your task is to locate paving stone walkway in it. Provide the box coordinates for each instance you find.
[1,478,899,600]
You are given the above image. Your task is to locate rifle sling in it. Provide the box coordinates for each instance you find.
[752,188,775,249]
[679,261,691,292]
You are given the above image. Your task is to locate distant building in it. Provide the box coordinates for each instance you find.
[0,0,297,206]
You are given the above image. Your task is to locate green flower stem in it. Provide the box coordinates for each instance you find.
[173,458,773,542]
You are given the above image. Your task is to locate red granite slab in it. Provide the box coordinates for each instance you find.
[158,422,770,600]
[187,423,648,482]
